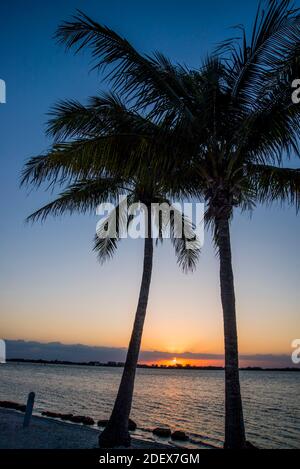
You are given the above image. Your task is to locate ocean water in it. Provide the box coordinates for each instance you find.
[0,363,299,449]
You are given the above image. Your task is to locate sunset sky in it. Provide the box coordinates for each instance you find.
[0,0,299,367]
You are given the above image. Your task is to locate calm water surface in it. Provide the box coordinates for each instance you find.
[0,363,299,449]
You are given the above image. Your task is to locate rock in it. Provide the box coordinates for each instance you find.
[97,418,137,431]
[69,415,95,425]
[0,401,26,412]
[171,431,189,441]
[42,411,60,418]
[42,411,71,420]
[153,427,171,438]
[97,419,109,427]
[59,414,74,421]
[128,419,137,431]
[42,411,94,426]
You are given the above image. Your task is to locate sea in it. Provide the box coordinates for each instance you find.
[0,362,299,449]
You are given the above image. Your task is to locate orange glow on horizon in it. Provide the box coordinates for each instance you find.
[140,358,225,368]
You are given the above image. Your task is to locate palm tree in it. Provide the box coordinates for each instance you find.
[54,0,300,448]
[21,93,200,447]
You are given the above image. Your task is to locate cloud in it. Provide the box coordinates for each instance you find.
[4,340,298,368]
[5,340,127,363]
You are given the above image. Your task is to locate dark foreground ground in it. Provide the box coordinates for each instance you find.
[0,408,172,449]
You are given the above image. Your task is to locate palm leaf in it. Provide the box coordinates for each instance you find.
[26,177,125,223]
[93,197,130,263]
[168,205,201,273]
[218,1,300,109]
[55,10,196,120]
[248,163,300,210]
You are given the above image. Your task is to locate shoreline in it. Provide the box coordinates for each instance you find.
[0,408,175,450]
[6,359,300,372]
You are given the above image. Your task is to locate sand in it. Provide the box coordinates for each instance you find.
[0,408,172,449]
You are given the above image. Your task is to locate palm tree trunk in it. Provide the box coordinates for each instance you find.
[216,215,246,449]
[99,207,153,448]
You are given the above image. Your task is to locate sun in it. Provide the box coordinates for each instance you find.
[172,357,178,366]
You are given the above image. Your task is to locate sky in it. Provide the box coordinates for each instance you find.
[0,0,299,367]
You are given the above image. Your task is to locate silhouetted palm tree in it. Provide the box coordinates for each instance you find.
[53,0,300,448]
[21,93,200,447]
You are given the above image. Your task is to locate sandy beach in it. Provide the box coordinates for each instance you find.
[0,409,172,450]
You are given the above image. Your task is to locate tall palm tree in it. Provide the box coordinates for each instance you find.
[21,93,200,447]
[54,0,300,448]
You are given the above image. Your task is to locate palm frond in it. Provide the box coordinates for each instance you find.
[93,197,129,263]
[218,0,300,109]
[47,99,101,141]
[169,205,201,273]
[234,89,300,165]
[26,177,124,223]
[55,10,196,120]
[47,92,148,141]
[20,132,155,189]
[248,163,300,211]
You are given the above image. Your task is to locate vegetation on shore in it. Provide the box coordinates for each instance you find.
[6,359,300,372]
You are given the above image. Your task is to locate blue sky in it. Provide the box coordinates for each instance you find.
[0,0,299,365]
